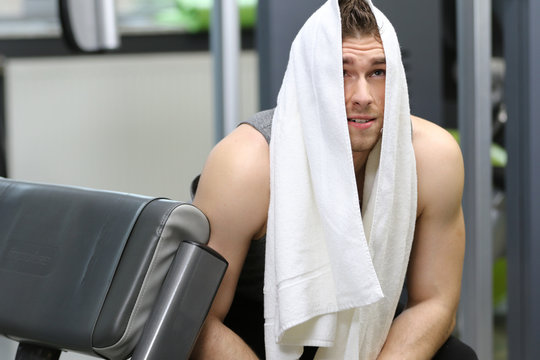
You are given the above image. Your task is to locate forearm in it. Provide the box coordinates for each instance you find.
[377,300,456,360]
[190,315,259,360]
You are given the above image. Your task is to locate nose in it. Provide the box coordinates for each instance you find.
[348,78,373,109]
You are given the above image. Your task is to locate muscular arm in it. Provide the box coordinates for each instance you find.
[378,117,465,360]
[190,125,270,359]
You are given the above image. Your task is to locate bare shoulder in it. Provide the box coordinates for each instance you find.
[411,116,462,163]
[199,123,269,189]
[193,123,270,241]
[411,116,464,217]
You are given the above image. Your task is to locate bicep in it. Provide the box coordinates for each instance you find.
[407,134,465,310]
[193,126,269,321]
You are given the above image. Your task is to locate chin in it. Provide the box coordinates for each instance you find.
[350,135,381,153]
[351,143,377,154]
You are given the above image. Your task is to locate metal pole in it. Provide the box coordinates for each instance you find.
[95,0,120,50]
[211,0,240,142]
[257,0,325,111]
[503,0,540,358]
[58,0,120,52]
[0,58,7,178]
[456,0,493,359]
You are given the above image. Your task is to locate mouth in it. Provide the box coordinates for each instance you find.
[347,118,374,124]
[347,116,376,129]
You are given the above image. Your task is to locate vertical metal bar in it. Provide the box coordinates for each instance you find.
[211,1,223,142]
[211,0,240,142]
[374,0,444,125]
[504,0,540,358]
[95,0,120,50]
[256,0,271,111]
[456,0,493,359]
[257,0,324,111]
[0,58,7,178]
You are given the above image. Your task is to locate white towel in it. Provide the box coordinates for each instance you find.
[264,0,417,359]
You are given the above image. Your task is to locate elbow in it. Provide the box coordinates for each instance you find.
[448,312,457,336]
[440,302,458,339]
[408,297,458,339]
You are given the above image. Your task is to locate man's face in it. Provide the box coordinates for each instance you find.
[342,34,386,156]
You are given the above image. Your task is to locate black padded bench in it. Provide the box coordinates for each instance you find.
[0,178,227,359]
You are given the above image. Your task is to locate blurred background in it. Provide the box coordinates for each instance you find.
[0,0,538,359]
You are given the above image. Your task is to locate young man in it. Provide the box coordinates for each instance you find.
[190,0,475,359]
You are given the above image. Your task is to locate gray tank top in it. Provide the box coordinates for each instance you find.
[239,108,274,144]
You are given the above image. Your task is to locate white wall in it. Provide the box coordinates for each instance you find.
[5,50,258,200]
[1,50,258,359]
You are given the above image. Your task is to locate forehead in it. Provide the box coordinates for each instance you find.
[342,35,385,61]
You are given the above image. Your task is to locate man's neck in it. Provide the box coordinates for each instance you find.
[352,151,369,201]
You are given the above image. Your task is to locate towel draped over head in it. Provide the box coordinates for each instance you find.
[264,0,417,358]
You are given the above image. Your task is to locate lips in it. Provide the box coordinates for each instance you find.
[347,116,376,129]
[348,118,373,124]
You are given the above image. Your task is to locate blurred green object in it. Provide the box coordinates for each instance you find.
[493,257,507,307]
[157,0,257,33]
[447,129,508,168]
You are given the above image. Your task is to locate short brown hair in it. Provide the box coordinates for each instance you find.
[339,0,380,40]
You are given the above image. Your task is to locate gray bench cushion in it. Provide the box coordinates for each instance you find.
[0,178,222,359]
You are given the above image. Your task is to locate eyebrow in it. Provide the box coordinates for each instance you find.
[342,56,354,65]
[342,56,387,66]
[372,57,386,65]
